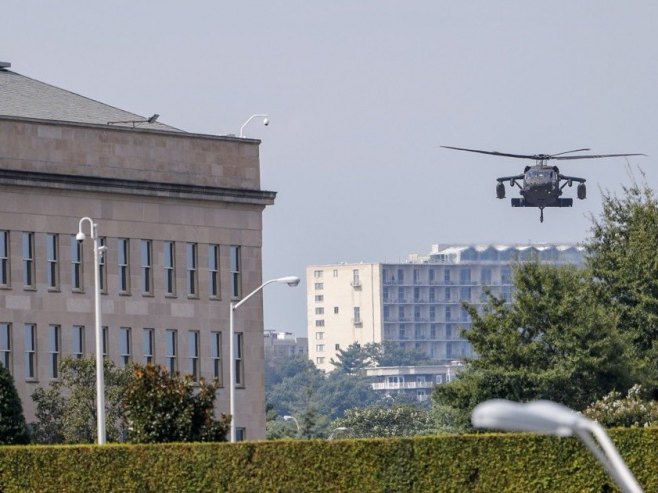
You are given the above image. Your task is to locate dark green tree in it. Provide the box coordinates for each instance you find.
[587,177,658,388]
[31,357,131,444]
[265,353,317,389]
[332,404,434,438]
[364,341,433,367]
[330,342,370,374]
[0,363,30,444]
[434,262,637,412]
[123,363,229,443]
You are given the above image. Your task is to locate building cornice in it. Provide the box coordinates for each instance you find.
[0,168,276,206]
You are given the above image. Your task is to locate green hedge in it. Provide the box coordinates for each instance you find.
[0,428,656,492]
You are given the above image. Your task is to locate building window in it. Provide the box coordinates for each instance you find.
[99,237,107,294]
[102,326,109,357]
[24,323,36,380]
[316,344,325,352]
[315,320,325,327]
[235,332,244,387]
[352,269,360,286]
[333,269,338,277]
[48,324,60,379]
[315,307,324,315]
[334,307,339,314]
[166,329,177,374]
[313,270,323,278]
[315,332,324,340]
[188,330,199,381]
[230,246,241,299]
[164,241,176,296]
[314,295,324,302]
[72,325,85,359]
[118,238,130,293]
[141,240,153,295]
[208,244,220,298]
[71,236,83,291]
[119,327,132,368]
[0,231,9,287]
[143,328,155,365]
[444,269,451,283]
[0,323,11,372]
[314,283,324,290]
[23,232,35,288]
[46,233,59,290]
[211,331,222,385]
[187,243,198,297]
[235,427,246,442]
[353,307,361,324]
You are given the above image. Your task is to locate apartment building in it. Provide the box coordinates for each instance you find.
[264,331,308,361]
[366,362,464,402]
[307,244,584,372]
[0,62,274,440]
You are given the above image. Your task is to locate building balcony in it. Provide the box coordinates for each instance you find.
[371,381,435,391]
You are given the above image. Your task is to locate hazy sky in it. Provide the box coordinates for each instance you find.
[3,2,657,334]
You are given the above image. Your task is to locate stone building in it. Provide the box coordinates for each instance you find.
[0,62,274,440]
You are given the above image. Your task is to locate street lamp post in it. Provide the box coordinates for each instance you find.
[229,275,300,442]
[239,114,270,138]
[76,217,108,445]
[283,415,300,437]
[472,399,642,493]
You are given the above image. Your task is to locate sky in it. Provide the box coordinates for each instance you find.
[3,1,657,335]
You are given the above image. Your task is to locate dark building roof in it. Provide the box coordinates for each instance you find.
[0,62,182,132]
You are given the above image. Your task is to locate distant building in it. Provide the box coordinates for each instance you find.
[264,331,308,361]
[366,362,464,402]
[0,62,275,440]
[307,244,584,372]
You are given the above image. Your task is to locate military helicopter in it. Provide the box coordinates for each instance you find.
[441,146,645,222]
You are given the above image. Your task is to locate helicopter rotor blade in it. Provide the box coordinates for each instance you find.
[551,153,646,160]
[441,146,538,160]
[548,148,591,157]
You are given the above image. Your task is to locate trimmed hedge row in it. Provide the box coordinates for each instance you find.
[0,428,656,492]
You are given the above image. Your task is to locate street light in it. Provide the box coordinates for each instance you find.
[76,217,108,445]
[472,399,642,493]
[239,114,270,138]
[229,275,300,442]
[283,415,300,436]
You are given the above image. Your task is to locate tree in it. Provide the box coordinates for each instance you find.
[122,363,229,443]
[587,177,658,388]
[265,353,317,389]
[31,357,131,444]
[330,342,370,374]
[332,404,435,438]
[434,262,638,412]
[583,385,658,428]
[364,341,433,367]
[0,363,30,444]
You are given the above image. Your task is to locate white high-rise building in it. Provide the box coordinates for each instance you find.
[307,244,584,372]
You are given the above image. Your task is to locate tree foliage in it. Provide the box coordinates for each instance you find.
[332,404,435,438]
[583,384,658,428]
[587,177,658,387]
[434,263,637,412]
[123,363,229,443]
[31,357,131,444]
[330,343,370,374]
[0,363,29,444]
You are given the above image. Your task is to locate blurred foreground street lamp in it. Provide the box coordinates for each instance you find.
[283,415,300,436]
[229,276,300,442]
[76,217,108,445]
[472,399,642,493]
[328,427,348,440]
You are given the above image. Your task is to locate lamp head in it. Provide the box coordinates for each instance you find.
[263,117,270,126]
[75,232,86,241]
[276,276,300,287]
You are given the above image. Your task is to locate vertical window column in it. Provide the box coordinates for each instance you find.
[211,331,222,384]
[119,327,132,368]
[187,243,198,297]
[102,326,109,358]
[0,231,9,287]
[46,234,59,290]
[208,245,220,298]
[23,232,35,288]
[230,246,241,299]
[164,241,175,296]
[118,238,130,293]
[143,328,155,365]
[188,330,199,381]
[141,240,153,295]
[48,324,60,379]
[99,237,107,294]
[166,329,177,374]
[71,236,83,291]
[235,332,244,387]
[24,323,36,380]
[72,325,85,359]
[0,323,11,371]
